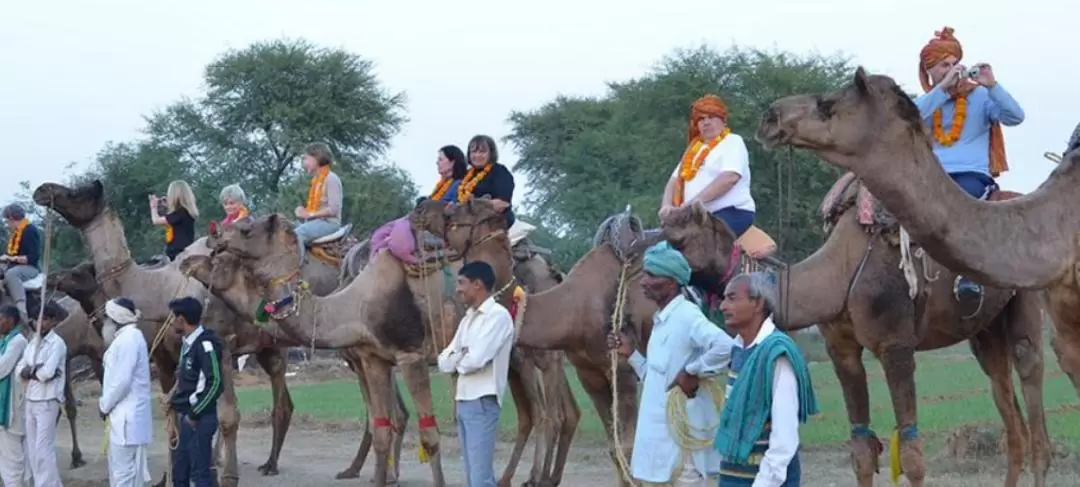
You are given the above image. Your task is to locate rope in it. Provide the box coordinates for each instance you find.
[665,378,726,482]
[28,203,54,366]
[608,261,636,486]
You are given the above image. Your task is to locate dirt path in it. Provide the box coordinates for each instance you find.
[53,406,1080,487]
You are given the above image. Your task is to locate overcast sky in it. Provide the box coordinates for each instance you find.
[0,0,1070,208]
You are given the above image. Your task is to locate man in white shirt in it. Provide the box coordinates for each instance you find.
[713,272,818,487]
[608,242,734,486]
[437,261,514,487]
[17,301,67,487]
[100,298,153,487]
[0,306,28,487]
[659,94,756,238]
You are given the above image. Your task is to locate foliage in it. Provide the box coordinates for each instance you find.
[506,45,853,267]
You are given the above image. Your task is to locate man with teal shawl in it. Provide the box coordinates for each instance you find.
[0,305,28,486]
[713,272,818,486]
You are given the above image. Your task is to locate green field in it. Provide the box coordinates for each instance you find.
[235,337,1080,451]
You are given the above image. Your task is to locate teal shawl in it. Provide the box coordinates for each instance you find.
[713,330,818,463]
[0,325,21,428]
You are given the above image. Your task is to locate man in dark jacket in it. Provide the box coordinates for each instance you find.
[1,204,42,323]
[167,296,224,487]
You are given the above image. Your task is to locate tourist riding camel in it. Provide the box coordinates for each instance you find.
[219,184,252,226]
[149,180,199,262]
[2,204,43,323]
[293,142,345,266]
[914,26,1024,304]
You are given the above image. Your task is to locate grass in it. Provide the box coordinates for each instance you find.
[235,335,1080,451]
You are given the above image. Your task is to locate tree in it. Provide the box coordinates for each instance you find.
[506,45,854,264]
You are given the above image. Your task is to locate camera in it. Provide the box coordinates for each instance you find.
[967,66,981,79]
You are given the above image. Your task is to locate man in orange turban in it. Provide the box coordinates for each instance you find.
[913,27,1025,304]
[659,93,757,238]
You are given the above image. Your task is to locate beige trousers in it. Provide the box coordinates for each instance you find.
[0,428,26,487]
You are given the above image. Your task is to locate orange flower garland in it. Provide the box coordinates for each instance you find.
[932,96,967,146]
[165,225,174,244]
[673,128,731,206]
[306,166,330,213]
[430,178,454,201]
[6,219,28,255]
[457,164,493,203]
[224,206,249,225]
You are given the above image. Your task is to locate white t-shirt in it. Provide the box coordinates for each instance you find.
[669,133,755,213]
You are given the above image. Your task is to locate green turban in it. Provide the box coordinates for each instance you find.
[643,241,691,286]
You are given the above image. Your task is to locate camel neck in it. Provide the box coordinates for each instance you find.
[81,212,135,282]
[776,212,865,329]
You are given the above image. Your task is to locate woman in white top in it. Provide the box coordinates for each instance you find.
[659,94,756,237]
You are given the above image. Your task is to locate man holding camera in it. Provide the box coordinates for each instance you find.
[913,26,1024,304]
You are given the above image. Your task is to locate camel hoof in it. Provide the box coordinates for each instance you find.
[257,463,279,476]
[335,469,360,479]
[368,476,399,485]
[69,456,87,469]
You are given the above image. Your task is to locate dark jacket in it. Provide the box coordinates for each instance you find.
[10,223,42,270]
[164,208,196,261]
[468,163,516,227]
[171,327,224,419]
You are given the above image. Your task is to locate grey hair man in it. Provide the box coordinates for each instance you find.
[1,204,42,323]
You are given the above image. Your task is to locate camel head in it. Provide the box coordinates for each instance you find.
[660,201,739,287]
[435,196,508,253]
[215,213,300,286]
[756,67,925,170]
[409,199,453,238]
[180,253,243,293]
[32,180,107,229]
[50,262,98,303]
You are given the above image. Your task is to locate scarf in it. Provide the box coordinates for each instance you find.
[0,325,21,428]
[713,330,818,464]
[643,241,691,286]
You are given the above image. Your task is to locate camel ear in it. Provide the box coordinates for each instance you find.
[691,201,710,226]
[854,67,871,96]
[74,261,96,278]
[265,213,282,235]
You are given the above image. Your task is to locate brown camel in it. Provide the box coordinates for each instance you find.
[660,201,1049,487]
[754,69,1080,397]
[31,180,295,486]
[412,198,664,487]
[179,251,412,482]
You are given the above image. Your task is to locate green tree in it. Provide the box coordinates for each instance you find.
[506,45,853,264]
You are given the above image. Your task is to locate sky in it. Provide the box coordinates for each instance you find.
[0,0,1071,209]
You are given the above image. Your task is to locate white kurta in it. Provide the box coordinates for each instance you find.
[627,295,735,484]
[17,331,66,487]
[0,331,27,487]
[100,323,153,486]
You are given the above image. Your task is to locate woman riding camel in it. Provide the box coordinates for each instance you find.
[913,26,1024,302]
[149,180,199,261]
[294,142,344,265]
[458,135,516,227]
[659,94,756,238]
[219,184,252,226]
[370,145,469,264]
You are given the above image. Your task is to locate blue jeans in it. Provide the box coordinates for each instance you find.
[456,395,501,487]
[949,171,995,199]
[293,219,341,265]
[712,207,755,238]
[172,412,218,487]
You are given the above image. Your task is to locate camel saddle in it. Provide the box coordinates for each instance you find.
[508,219,553,262]
[308,224,359,266]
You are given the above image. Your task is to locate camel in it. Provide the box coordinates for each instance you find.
[754,69,1080,395]
[31,180,297,486]
[412,198,666,487]
[179,250,412,482]
[660,200,1049,487]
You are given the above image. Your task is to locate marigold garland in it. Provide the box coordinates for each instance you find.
[673,128,731,206]
[430,178,454,201]
[165,225,174,244]
[457,164,493,203]
[932,96,967,146]
[306,166,330,213]
[223,206,250,225]
[6,219,28,256]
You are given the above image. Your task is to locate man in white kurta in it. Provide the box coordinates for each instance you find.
[0,306,28,487]
[17,302,67,487]
[100,298,153,487]
[609,242,735,486]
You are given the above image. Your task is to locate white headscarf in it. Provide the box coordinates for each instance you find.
[103,299,140,346]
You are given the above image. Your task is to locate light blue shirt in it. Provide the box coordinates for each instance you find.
[626,294,734,483]
[914,83,1024,176]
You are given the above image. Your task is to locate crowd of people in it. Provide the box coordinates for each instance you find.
[0,24,1022,487]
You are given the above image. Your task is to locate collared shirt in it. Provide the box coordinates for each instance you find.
[726,317,800,487]
[0,331,27,434]
[17,331,67,402]
[437,296,514,406]
[913,83,1024,176]
[670,133,755,213]
[181,325,205,359]
[100,323,153,446]
[626,294,734,483]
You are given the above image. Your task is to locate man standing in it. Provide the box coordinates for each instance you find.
[608,241,734,486]
[713,272,818,487]
[437,261,514,487]
[1,204,42,324]
[913,26,1024,304]
[0,306,28,487]
[17,301,67,487]
[100,298,152,487]
[167,297,224,487]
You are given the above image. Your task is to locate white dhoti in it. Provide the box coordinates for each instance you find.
[0,428,26,487]
[24,400,61,487]
[107,443,152,487]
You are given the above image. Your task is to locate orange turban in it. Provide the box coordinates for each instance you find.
[918,26,964,93]
[688,94,728,144]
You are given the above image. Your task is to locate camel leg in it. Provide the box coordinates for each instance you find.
[394,357,445,486]
[970,319,1027,487]
[1006,293,1050,487]
[1046,292,1080,396]
[152,353,180,487]
[499,351,541,487]
[546,356,581,487]
[575,365,634,487]
[62,368,87,469]
[215,345,241,487]
[878,343,925,487]
[363,355,401,487]
[252,347,293,476]
[335,351,407,483]
[819,322,879,487]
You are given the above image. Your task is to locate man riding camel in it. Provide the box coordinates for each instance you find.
[913,26,1024,304]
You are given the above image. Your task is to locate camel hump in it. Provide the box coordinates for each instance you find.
[592,210,644,256]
